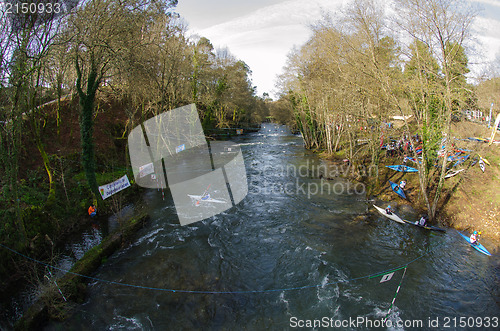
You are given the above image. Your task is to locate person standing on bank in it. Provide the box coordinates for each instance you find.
[88,204,97,218]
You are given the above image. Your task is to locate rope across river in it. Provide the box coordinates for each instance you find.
[0,239,436,295]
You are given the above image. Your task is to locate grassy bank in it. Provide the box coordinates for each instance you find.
[320,121,500,245]
[0,160,141,292]
[441,122,500,242]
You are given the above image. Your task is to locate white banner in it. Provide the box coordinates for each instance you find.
[176,144,186,153]
[138,162,154,178]
[99,175,131,200]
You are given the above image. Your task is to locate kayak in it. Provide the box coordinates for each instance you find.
[457,231,492,256]
[445,169,464,179]
[453,148,472,153]
[452,154,469,168]
[479,159,485,173]
[479,155,490,166]
[447,152,461,162]
[468,137,488,143]
[389,180,406,199]
[386,165,418,173]
[187,194,227,204]
[401,219,446,232]
[373,205,405,224]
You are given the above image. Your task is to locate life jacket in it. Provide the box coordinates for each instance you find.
[470,234,477,242]
[88,206,96,215]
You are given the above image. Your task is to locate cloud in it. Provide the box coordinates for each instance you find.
[474,0,500,8]
[199,0,335,34]
[192,0,347,97]
[473,16,500,40]
[468,16,500,77]
[187,0,500,97]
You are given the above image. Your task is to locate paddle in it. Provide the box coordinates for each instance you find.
[196,184,211,206]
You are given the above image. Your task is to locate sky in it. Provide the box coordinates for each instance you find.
[176,0,500,99]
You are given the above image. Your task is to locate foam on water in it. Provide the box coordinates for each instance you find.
[109,314,144,330]
[237,142,264,146]
[135,227,163,246]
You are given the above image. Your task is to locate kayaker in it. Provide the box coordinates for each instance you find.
[470,231,478,245]
[88,205,97,218]
[402,155,408,170]
[399,180,406,190]
[385,205,393,215]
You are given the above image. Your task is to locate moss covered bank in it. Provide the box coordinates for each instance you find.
[14,210,149,330]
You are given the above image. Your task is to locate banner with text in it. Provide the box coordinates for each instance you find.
[99,175,131,200]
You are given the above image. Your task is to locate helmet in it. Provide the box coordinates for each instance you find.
[387,205,391,209]
[473,231,478,235]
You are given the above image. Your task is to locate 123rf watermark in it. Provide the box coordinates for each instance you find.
[290,316,499,329]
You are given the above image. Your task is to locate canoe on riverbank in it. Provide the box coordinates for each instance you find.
[389,181,406,199]
[386,165,418,173]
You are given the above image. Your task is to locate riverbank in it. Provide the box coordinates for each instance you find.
[2,95,263,327]
[26,123,498,329]
[0,94,265,325]
[319,121,500,246]
[14,208,150,330]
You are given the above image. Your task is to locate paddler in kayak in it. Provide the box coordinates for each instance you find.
[415,215,427,226]
[385,205,394,215]
[470,231,479,245]
[402,155,408,171]
[399,180,407,190]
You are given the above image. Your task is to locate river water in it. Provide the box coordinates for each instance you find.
[48,124,499,330]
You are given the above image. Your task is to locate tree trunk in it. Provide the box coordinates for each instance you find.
[37,141,56,203]
[76,56,101,201]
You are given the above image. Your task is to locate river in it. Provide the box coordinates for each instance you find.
[47,124,499,330]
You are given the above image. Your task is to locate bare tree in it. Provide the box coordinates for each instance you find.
[69,0,178,201]
[0,0,73,238]
[394,0,477,219]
